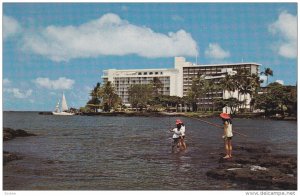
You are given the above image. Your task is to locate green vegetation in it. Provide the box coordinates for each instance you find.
[186,69,262,115]
[128,84,153,111]
[251,82,297,117]
[84,81,121,112]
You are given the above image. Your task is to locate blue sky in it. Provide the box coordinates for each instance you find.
[3,3,298,111]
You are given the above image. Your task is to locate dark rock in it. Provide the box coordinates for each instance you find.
[3,127,36,141]
[3,128,15,141]
[3,151,21,165]
[206,145,297,190]
[15,129,36,137]
[207,165,297,189]
[38,112,53,115]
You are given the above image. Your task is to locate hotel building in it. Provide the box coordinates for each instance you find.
[102,57,261,110]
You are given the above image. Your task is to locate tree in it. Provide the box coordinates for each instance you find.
[207,79,220,112]
[186,75,209,111]
[219,74,238,113]
[151,77,163,96]
[229,69,262,113]
[252,82,295,117]
[261,67,273,85]
[285,85,297,116]
[220,74,236,98]
[86,82,101,112]
[233,69,252,101]
[98,81,121,112]
[128,84,153,111]
[214,97,242,115]
[249,73,263,111]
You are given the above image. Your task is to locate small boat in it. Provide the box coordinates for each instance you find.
[52,93,75,116]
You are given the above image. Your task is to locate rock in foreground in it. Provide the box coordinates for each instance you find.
[206,146,297,190]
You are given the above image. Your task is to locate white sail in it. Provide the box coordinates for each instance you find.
[61,93,68,112]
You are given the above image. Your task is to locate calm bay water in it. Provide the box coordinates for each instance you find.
[3,112,297,190]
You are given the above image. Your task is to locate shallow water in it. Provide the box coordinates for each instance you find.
[3,112,297,190]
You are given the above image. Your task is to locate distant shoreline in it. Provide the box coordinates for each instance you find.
[4,111,296,121]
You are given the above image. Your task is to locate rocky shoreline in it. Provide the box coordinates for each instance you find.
[3,127,36,165]
[206,145,297,190]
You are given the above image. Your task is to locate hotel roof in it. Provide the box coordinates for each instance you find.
[183,62,261,68]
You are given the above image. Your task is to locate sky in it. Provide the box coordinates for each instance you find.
[2,3,298,111]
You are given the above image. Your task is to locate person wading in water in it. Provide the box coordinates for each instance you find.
[170,119,186,152]
[220,113,233,159]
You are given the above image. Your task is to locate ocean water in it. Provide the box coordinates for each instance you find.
[3,112,297,190]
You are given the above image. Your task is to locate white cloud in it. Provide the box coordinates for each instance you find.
[205,43,230,59]
[275,80,284,85]
[3,78,11,86]
[3,15,22,40]
[34,77,75,90]
[3,79,32,99]
[21,13,198,62]
[4,88,32,99]
[269,11,297,59]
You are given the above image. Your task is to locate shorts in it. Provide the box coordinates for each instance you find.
[173,138,180,143]
[225,136,232,141]
[180,136,185,139]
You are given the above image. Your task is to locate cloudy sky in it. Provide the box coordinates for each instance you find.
[3,3,297,111]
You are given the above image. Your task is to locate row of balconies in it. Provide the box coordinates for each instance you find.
[117,88,170,94]
[115,84,170,88]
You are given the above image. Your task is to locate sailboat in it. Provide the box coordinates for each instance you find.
[52,93,75,115]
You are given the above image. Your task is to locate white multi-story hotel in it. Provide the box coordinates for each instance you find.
[102,57,261,110]
[102,67,179,105]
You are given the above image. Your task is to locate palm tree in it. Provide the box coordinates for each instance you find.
[220,74,236,98]
[87,82,101,112]
[250,73,263,95]
[261,67,273,85]
[220,74,241,113]
[239,77,252,111]
[99,81,121,112]
[189,75,209,111]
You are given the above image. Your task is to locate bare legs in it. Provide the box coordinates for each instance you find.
[172,138,187,152]
[180,137,187,150]
[224,139,232,159]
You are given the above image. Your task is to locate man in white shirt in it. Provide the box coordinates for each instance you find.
[170,119,186,152]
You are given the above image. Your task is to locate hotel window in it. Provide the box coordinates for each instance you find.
[144,72,148,75]
[149,72,153,75]
[155,72,158,75]
[138,72,142,75]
